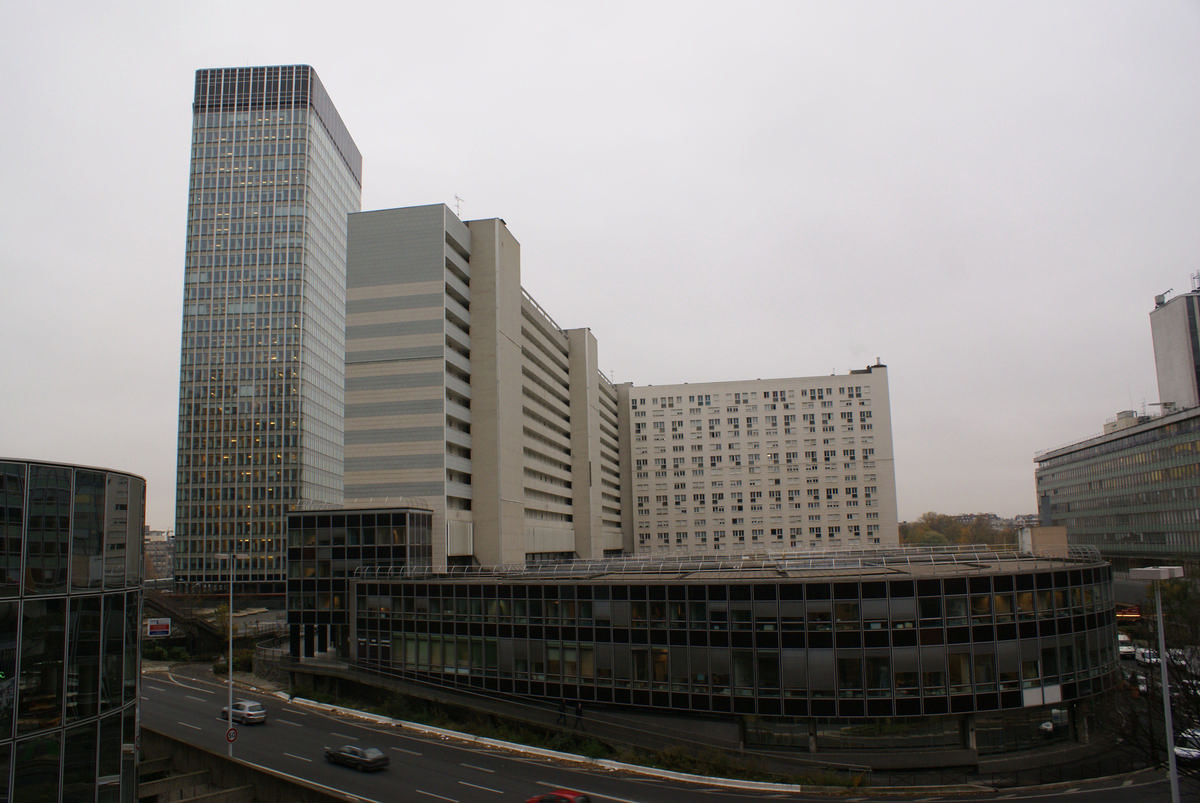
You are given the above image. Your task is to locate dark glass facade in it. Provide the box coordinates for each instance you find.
[297,548,1118,764]
[286,507,432,659]
[0,459,145,803]
[1036,406,1200,575]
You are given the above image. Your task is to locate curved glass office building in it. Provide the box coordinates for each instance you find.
[0,459,145,802]
[340,546,1119,769]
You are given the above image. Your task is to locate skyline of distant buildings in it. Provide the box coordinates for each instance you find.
[167,63,1196,588]
[171,66,903,581]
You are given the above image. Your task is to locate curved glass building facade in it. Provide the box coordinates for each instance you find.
[336,547,1119,768]
[0,459,144,802]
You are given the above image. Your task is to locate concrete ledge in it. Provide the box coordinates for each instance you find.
[137,769,211,798]
[140,729,360,803]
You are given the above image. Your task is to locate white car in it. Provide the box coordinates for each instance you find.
[1176,728,1200,762]
[220,700,267,724]
[1118,633,1136,658]
[1136,647,1159,665]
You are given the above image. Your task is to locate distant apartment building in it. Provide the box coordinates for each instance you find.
[174,65,362,594]
[342,205,624,569]
[1036,279,1200,575]
[619,365,899,554]
[144,537,174,583]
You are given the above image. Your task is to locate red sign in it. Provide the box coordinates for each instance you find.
[225,727,238,743]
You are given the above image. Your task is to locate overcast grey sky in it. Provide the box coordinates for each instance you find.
[2,1,1197,532]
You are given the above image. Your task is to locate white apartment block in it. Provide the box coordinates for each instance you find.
[344,204,624,569]
[618,365,899,555]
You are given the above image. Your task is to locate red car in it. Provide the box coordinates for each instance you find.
[524,792,591,803]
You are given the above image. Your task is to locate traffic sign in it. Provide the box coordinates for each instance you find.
[226,727,238,743]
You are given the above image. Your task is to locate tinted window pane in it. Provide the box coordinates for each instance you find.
[24,465,71,595]
[12,733,61,802]
[0,462,24,598]
[18,597,66,734]
[63,721,98,802]
[99,595,124,712]
[71,471,105,589]
[67,596,102,722]
[0,601,15,736]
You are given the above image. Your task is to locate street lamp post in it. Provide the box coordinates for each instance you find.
[1130,565,1184,803]
[216,552,249,758]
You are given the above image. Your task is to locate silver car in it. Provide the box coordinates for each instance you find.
[220,700,267,724]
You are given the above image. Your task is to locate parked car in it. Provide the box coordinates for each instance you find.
[524,792,591,803]
[219,700,267,724]
[324,744,389,771]
[1118,633,1136,658]
[1136,647,1159,666]
[1176,728,1200,762]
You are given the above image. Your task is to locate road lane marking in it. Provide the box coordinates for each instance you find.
[391,746,422,756]
[186,695,208,704]
[283,753,312,762]
[143,684,168,693]
[457,780,501,794]
[459,763,494,773]
[275,719,303,727]
[177,722,201,731]
[165,675,214,693]
[330,732,358,741]
[415,790,458,802]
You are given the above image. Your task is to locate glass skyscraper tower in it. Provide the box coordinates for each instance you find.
[175,65,361,594]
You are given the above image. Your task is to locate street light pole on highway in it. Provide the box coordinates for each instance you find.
[1130,565,1185,803]
[215,552,249,757]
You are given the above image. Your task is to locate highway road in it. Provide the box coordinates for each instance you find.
[139,668,1194,802]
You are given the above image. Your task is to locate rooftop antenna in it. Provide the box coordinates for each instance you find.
[454,195,465,218]
[1155,289,1173,308]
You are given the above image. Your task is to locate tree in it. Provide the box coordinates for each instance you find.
[214,603,231,640]
[899,512,1018,548]
[905,530,950,546]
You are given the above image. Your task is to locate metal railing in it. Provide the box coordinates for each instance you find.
[353,544,1105,581]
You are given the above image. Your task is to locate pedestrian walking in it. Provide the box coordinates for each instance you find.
[573,700,584,729]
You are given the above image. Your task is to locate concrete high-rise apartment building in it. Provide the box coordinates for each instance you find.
[343,204,624,568]
[1150,271,1200,413]
[620,366,899,554]
[175,65,361,594]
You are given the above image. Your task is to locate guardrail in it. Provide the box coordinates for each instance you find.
[352,544,1104,581]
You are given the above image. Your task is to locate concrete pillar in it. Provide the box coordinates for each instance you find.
[1076,703,1090,743]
